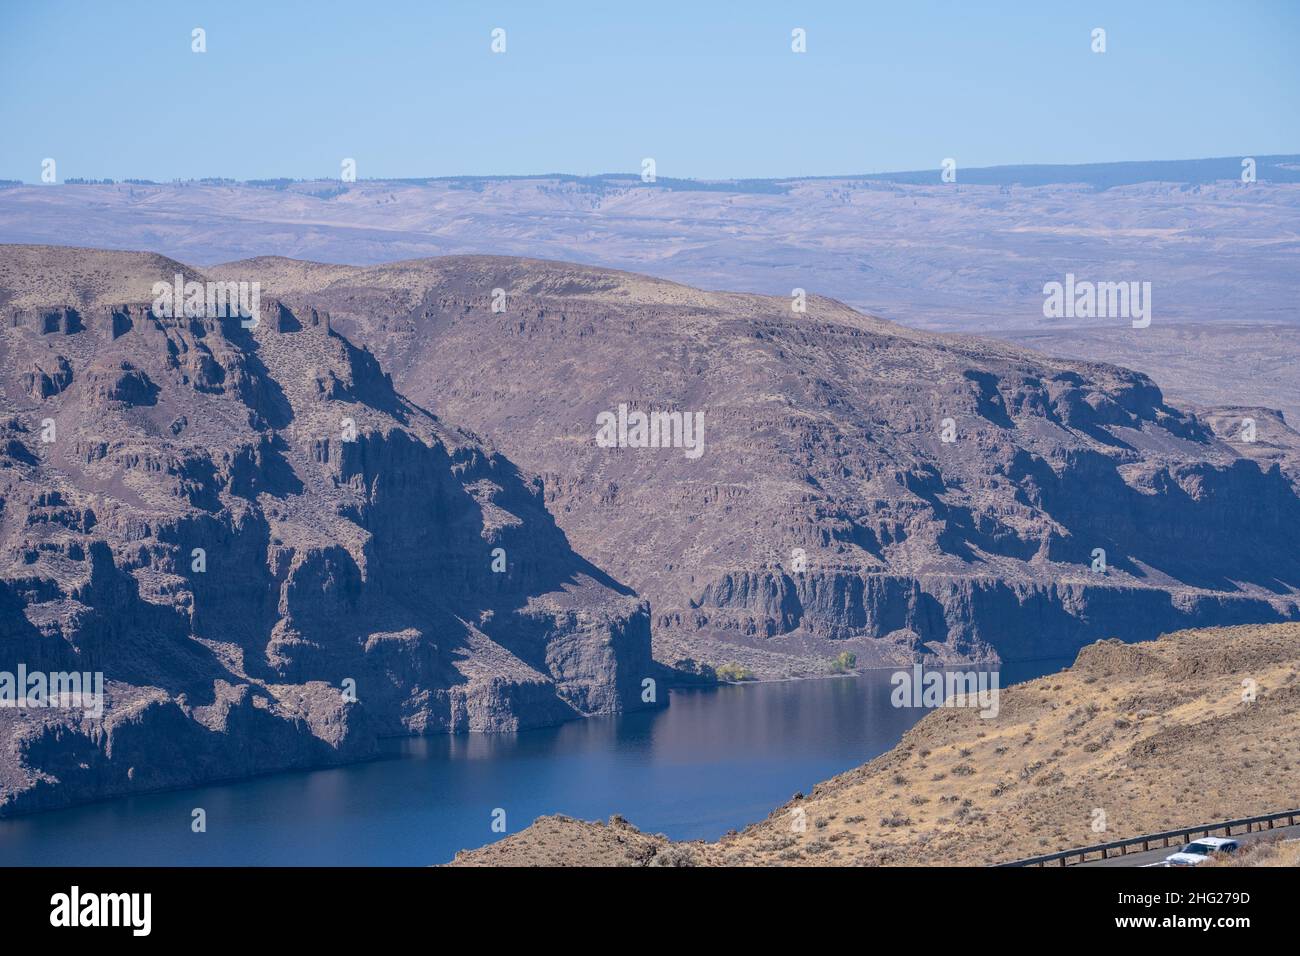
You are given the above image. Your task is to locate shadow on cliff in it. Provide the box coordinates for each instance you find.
[60,542,246,705]
[1035,452,1300,592]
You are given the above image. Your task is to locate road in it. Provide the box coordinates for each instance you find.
[1075,824,1300,867]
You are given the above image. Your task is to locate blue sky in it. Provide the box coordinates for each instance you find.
[1,0,1297,181]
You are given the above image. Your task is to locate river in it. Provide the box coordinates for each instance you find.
[0,659,1066,865]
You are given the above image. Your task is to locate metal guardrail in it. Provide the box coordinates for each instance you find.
[996,809,1300,867]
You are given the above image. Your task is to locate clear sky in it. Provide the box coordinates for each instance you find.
[1,0,1297,182]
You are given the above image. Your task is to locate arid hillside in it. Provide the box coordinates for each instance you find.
[452,622,1300,866]
[215,252,1300,678]
[7,171,1298,428]
[0,245,205,311]
[6,243,1298,690]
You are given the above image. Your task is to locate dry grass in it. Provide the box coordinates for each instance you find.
[1203,836,1300,868]
[450,815,675,867]
[452,623,1300,866]
[0,244,204,310]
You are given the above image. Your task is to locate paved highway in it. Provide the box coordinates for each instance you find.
[1074,824,1300,867]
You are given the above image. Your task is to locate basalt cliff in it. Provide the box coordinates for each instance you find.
[0,245,655,816]
[212,254,1300,678]
[3,242,1298,820]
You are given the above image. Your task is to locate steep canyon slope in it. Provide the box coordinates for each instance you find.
[214,253,1300,678]
[0,245,654,816]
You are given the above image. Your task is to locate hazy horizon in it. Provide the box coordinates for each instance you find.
[1,152,1298,186]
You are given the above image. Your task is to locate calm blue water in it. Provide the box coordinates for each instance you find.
[0,660,1066,865]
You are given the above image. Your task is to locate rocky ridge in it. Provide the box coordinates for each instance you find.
[0,247,655,816]
[213,253,1300,678]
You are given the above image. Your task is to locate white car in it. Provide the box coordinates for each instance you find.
[1164,837,1240,866]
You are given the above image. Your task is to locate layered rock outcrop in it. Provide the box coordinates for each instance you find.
[0,255,655,816]
[213,255,1300,676]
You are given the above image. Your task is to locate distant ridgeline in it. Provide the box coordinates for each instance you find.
[22,155,1300,192]
[846,155,1300,189]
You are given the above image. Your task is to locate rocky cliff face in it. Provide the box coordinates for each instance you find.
[0,248,655,816]
[213,255,1300,677]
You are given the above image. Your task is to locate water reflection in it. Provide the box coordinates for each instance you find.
[0,660,1067,865]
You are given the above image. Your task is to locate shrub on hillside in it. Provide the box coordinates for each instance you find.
[828,651,858,674]
[716,663,756,682]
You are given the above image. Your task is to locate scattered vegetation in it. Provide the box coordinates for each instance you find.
[648,844,699,867]
[828,651,858,674]
[716,662,756,682]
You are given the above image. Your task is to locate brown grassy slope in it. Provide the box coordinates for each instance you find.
[210,253,864,318]
[205,255,365,298]
[452,815,673,868]
[0,244,205,310]
[451,622,1300,866]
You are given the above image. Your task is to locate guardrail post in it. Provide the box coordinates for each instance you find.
[996,809,1299,867]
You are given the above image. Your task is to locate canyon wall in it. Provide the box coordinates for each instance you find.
[0,257,656,815]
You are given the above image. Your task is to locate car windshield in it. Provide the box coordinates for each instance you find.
[1182,844,1212,855]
